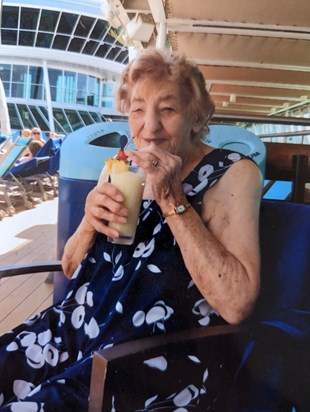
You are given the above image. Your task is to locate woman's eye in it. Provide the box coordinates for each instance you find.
[162,107,175,113]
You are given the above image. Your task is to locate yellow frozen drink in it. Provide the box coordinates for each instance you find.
[106,159,145,245]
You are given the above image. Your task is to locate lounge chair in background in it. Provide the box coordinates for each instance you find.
[9,138,62,202]
[0,137,33,216]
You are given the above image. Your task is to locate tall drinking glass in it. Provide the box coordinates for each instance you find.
[108,163,146,245]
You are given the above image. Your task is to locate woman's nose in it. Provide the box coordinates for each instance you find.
[144,109,161,133]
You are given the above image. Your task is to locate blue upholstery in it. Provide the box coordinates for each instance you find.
[229,200,310,411]
[9,138,62,178]
[255,200,310,336]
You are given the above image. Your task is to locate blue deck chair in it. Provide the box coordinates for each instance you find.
[9,138,62,201]
[0,137,33,215]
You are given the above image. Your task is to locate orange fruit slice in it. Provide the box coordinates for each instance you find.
[105,158,129,176]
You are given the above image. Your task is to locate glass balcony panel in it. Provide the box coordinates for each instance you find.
[106,46,121,61]
[0,64,11,82]
[68,37,85,53]
[20,7,39,30]
[2,6,19,29]
[29,67,44,85]
[19,31,36,46]
[90,112,101,122]
[1,29,17,45]
[52,35,70,50]
[30,85,44,100]
[64,109,84,130]
[82,40,99,55]
[7,104,22,130]
[95,44,109,58]
[17,104,35,128]
[39,10,60,32]
[90,20,109,40]
[36,32,53,48]
[12,65,28,82]
[79,111,94,125]
[75,16,95,37]
[28,106,48,130]
[58,13,78,35]
[53,108,72,133]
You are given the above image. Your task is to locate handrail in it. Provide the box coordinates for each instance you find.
[0,260,62,279]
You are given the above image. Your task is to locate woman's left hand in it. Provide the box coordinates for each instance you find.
[125,143,187,208]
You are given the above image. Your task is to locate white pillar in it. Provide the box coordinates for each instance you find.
[156,22,167,50]
[0,78,11,136]
[42,61,55,132]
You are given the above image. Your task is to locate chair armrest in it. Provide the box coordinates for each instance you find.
[89,324,244,412]
[0,260,62,279]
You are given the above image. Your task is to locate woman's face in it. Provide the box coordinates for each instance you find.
[128,77,198,158]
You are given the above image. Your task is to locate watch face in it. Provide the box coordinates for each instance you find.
[176,204,186,213]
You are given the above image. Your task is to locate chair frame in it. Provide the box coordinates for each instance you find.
[263,142,310,203]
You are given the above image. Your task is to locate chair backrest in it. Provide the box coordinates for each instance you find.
[0,137,31,177]
[0,135,14,162]
[253,200,310,335]
[88,199,310,411]
[264,142,310,203]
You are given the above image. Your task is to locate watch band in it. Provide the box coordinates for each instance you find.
[163,203,191,218]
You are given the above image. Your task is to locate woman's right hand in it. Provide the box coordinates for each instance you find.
[83,181,128,238]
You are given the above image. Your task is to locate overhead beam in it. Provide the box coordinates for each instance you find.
[167,24,310,40]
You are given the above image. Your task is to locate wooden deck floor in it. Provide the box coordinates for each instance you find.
[0,197,58,335]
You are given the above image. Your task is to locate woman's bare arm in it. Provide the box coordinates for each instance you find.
[126,145,262,325]
[163,160,262,324]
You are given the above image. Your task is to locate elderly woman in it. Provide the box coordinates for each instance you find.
[0,48,262,411]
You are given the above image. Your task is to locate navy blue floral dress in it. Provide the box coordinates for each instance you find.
[0,149,246,412]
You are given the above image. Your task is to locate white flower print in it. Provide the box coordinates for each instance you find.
[6,329,67,370]
[20,332,36,347]
[173,384,200,407]
[147,264,161,274]
[115,301,123,314]
[145,395,158,408]
[152,223,161,236]
[198,164,214,182]
[143,356,168,371]
[228,152,241,162]
[37,330,52,346]
[132,300,174,332]
[112,265,124,281]
[75,283,90,305]
[192,299,218,326]
[43,344,59,366]
[25,344,46,369]
[71,306,85,329]
[7,341,19,352]
[84,317,100,338]
[10,402,45,412]
[133,238,155,258]
[13,380,35,400]
[188,355,201,364]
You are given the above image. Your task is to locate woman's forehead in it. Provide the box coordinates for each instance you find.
[131,78,182,100]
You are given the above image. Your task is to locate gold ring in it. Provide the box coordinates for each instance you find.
[152,159,159,167]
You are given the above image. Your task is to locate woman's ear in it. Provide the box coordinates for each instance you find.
[191,116,203,133]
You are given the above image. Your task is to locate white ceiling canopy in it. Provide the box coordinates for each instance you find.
[108,0,310,123]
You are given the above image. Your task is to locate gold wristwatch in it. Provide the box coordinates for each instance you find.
[163,203,191,218]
